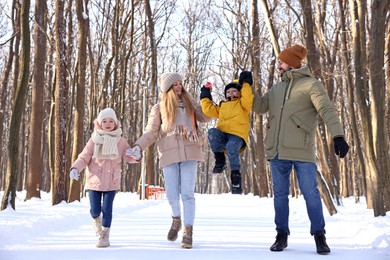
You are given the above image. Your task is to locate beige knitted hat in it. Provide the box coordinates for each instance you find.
[159,72,183,93]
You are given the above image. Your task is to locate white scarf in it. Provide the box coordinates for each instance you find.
[91,128,122,160]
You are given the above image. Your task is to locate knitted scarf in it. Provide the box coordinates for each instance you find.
[91,128,122,160]
[173,102,199,142]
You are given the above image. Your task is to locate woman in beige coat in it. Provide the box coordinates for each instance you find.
[128,72,211,249]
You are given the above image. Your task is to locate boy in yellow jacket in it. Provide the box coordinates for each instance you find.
[200,71,254,194]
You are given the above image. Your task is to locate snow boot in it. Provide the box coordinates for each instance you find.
[181,225,193,249]
[231,170,242,194]
[96,227,110,248]
[270,229,288,251]
[167,216,182,241]
[212,152,226,173]
[92,215,102,235]
[314,231,331,254]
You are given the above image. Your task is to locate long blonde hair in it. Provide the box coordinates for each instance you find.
[160,86,195,127]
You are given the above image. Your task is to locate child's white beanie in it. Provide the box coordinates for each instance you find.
[97,108,118,125]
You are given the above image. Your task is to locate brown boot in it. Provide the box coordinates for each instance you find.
[181,226,193,249]
[167,216,182,241]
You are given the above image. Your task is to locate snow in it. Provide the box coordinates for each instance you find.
[0,191,389,260]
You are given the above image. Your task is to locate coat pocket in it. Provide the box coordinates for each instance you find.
[264,115,276,150]
[283,114,311,149]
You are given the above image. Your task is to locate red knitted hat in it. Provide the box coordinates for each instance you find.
[278,45,307,68]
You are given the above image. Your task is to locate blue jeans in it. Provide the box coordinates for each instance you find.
[88,190,116,228]
[270,155,325,235]
[208,128,244,171]
[163,160,197,226]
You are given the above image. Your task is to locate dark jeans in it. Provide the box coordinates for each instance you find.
[208,128,244,171]
[88,190,116,228]
[270,155,325,235]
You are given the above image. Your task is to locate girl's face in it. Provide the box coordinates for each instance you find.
[172,80,183,96]
[226,88,239,99]
[101,118,116,131]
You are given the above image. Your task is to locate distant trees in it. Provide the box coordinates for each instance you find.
[0,0,388,216]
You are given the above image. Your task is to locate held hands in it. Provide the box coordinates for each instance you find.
[239,71,253,86]
[333,137,349,158]
[200,81,213,100]
[126,145,142,161]
[69,168,80,181]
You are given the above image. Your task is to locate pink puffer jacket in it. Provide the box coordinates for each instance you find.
[71,137,131,191]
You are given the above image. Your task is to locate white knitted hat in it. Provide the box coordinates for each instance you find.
[97,108,118,125]
[159,72,183,93]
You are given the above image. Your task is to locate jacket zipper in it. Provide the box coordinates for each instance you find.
[275,79,291,156]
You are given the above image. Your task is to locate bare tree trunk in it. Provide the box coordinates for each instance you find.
[68,0,89,202]
[144,0,158,186]
[367,0,389,215]
[349,0,380,212]
[52,0,68,206]
[1,0,30,210]
[338,0,364,200]
[1,0,20,191]
[251,0,267,197]
[25,0,47,201]
[385,13,390,209]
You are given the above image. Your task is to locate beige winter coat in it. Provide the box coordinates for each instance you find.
[135,102,211,168]
[252,65,344,163]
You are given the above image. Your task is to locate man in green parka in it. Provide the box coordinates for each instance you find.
[251,44,349,254]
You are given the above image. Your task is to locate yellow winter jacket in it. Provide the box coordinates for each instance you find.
[201,82,254,152]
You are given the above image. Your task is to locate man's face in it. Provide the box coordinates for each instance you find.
[277,60,291,75]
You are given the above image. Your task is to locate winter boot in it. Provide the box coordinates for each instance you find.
[270,229,288,251]
[314,231,331,254]
[212,152,226,173]
[231,170,242,194]
[96,227,110,248]
[167,216,182,241]
[181,226,193,249]
[92,215,102,235]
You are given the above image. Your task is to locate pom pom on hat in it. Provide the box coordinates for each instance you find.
[159,72,183,93]
[97,108,118,125]
[278,44,307,68]
[224,79,242,98]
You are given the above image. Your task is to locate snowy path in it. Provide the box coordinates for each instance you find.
[0,192,389,260]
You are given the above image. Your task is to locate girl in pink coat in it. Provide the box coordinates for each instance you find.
[69,107,135,248]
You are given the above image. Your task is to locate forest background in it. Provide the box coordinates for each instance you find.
[0,0,388,217]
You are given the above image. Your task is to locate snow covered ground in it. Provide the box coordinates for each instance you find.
[0,191,389,260]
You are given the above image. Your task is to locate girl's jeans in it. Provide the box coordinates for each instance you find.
[163,160,197,226]
[208,128,244,171]
[89,190,116,228]
[270,155,326,235]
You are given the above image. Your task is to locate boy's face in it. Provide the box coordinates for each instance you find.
[226,88,239,99]
[101,118,116,131]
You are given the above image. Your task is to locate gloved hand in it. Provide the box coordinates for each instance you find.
[333,137,349,158]
[239,71,253,85]
[126,145,142,161]
[200,86,212,100]
[69,168,80,181]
